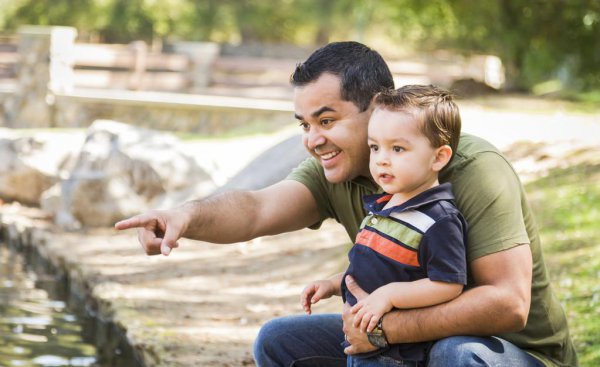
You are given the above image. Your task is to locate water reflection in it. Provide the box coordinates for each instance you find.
[0,245,98,367]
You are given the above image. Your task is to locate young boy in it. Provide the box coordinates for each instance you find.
[301,85,467,366]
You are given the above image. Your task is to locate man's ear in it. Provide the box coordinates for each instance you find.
[432,145,452,172]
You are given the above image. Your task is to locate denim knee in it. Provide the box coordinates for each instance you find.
[427,336,543,367]
[253,318,283,365]
[428,336,485,366]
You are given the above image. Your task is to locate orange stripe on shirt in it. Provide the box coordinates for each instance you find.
[376,194,393,204]
[355,229,420,267]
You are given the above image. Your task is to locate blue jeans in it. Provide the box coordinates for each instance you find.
[347,355,422,367]
[253,314,544,367]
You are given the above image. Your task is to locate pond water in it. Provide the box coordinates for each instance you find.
[0,245,99,367]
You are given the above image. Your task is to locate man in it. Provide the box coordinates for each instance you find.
[115,42,577,366]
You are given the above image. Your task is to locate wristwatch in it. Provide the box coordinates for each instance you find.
[367,316,389,348]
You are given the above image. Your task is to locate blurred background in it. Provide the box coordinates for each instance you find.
[0,1,598,366]
[0,0,599,96]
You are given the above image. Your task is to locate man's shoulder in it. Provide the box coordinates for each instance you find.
[441,133,513,181]
[456,133,501,156]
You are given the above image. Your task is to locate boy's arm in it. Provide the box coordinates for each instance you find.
[350,278,462,332]
[376,278,463,310]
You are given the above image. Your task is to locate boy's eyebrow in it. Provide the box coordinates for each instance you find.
[294,106,336,121]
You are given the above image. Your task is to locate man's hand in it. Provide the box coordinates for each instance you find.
[114,209,189,256]
[300,279,337,314]
[342,275,378,355]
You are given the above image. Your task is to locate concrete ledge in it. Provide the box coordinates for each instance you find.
[52,88,294,133]
[58,88,294,112]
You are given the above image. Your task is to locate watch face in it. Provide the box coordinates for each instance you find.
[367,331,388,348]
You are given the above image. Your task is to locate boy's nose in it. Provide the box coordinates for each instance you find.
[375,154,390,166]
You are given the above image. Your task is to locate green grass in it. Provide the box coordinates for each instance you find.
[526,161,600,367]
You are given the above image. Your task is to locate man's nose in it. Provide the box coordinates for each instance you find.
[306,128,326,150]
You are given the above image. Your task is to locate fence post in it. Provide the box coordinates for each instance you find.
[2,25,77,128]
[172,41,220,93]
[128,40,148,90]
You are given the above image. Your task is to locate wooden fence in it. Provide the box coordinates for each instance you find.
[0,38,297,94]
[0,36,17,89]
[73,42,192,91]
[0,36,503,96]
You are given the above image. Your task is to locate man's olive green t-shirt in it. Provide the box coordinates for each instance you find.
[286,133,577,367]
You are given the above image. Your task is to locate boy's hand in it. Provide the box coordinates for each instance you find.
[300,279,336,314]
[351,286,394,332]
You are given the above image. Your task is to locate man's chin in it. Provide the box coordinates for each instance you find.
[324,169,350,184]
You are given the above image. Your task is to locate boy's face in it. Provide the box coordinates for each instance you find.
[368,108,441,197]
[294,73,372,183]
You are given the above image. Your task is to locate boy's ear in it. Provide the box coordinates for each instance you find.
[432,145,452,172]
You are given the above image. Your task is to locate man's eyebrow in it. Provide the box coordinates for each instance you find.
[295,106,336,121]
[312,106,336,118]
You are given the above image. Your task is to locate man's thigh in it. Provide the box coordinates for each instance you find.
[427,336,544,367]
[253,313,346,367]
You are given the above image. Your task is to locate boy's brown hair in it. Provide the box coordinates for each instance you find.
[373,85,461,155]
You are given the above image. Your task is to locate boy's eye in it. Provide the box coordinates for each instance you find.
[369,144,379,152]
[393,146,404,152]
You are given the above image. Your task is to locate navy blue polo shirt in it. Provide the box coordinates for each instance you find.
[342,182,468,362]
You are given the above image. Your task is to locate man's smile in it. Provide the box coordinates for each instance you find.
[319,150,341,160]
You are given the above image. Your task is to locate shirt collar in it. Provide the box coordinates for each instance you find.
[363,182,455,216]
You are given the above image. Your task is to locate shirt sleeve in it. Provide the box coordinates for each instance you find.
[286,157,333,229]
[420,214,468,285]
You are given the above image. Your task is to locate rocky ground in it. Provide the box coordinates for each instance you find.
[1,97,599,366]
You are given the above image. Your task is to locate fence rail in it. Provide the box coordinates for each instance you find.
[0,36,504,95]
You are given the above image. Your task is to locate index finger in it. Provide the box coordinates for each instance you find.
[114,214,151,230]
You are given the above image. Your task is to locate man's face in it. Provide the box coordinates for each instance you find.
[294,73,371,183]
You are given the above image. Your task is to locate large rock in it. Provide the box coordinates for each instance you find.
[0,133,81,205]
[217,134,309,192]
[41,120,216,229]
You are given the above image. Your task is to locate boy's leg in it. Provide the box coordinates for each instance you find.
[253,313,346,367]
[427,336,544,367]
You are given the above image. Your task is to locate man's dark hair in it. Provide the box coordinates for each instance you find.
[291,41,394,112]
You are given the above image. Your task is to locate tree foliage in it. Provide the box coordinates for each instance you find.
[1,0,598,90]
[400,0,600,90]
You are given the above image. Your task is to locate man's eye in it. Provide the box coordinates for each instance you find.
[299,122,309,131]
[321,118,333,126]
[393,146,404,152]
